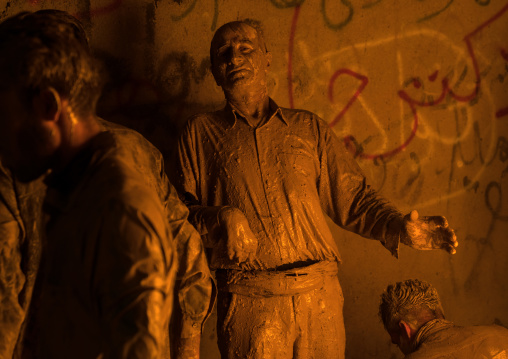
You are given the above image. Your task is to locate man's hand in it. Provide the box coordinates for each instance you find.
[401,210,458,254]
[175,336,200,359]
[217,206,258,264]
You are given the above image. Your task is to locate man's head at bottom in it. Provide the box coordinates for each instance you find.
[379,279,445,355]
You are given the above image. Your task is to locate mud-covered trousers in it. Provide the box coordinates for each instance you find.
[216,261,345,359]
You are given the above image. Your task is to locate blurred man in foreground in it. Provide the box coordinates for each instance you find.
[379,279,508,358]
[0,10,178,358]
[0,9,214,359]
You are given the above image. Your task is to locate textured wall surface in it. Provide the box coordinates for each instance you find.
[1,0,507,358]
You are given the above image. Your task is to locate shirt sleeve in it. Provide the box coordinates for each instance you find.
[317,119,404,257]
[165,183,215,339]
[93,199,176,359]
[0,167,25,358]
[169,119,225,246]
[103,120,216,340]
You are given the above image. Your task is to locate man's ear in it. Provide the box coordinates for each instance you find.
[265,51,272,68]
[399,320,414,340]
[210,61,224,87]
[32,87,62,123]
[211,68,220,87]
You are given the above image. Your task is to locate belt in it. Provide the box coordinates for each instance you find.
[215,260,338,297]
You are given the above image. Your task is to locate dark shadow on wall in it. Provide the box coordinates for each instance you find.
[95,47,180,161]
[90,3,175,162]
[93,3,219,163]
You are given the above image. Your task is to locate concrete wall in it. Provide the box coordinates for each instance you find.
[2,0,507,358]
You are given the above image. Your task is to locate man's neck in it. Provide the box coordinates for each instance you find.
[226,88,271,127]
[411,318,453,352]
[53,113,101,174]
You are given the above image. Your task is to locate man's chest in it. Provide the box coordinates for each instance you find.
[201,124,320,189]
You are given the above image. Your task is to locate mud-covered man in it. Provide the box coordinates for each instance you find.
[0,10,214,359]
[380,279,508,358]
[0,11,177,358]
[171,20,458,358]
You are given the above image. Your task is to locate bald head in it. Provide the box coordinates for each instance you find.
[208,20,272,99]
[210,20,268,68]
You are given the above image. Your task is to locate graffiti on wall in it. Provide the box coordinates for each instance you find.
[2,0,507,265]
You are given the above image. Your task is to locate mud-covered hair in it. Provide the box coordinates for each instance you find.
[0,9,102,117]
[379,279,444,330]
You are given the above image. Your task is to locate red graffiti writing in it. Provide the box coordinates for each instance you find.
[496,47,508,118]
[496,108,508,118]
[501,48,508,61]
[25,0,123,17]
[428,70,439,82]
[75,0,124,18]
[288,4,301,109]
[343,105,418,160]
[327,69,368,128]
[342,80,419,160]
[287,3,508,159]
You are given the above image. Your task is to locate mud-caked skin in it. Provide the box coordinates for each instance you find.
[171,20,458,359]
[380,279,508,358]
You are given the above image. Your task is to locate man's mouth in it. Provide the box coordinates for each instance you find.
[227,68,250,79]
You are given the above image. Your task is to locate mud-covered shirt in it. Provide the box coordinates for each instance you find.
[408,319,508,358]
[3,120,214,358]
[37,131,176,358]
[0,164,25,358]
[172,99,404,270]
[99,120,214,339]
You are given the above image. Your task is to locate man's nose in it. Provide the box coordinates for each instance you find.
[229,48,244,65]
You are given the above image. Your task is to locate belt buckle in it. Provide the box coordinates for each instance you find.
[285,272,308,277]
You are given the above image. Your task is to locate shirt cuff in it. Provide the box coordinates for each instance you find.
[180,315,204,338]
[382,215,404,258]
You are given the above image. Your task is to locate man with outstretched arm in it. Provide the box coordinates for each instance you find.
[171,20,458,358]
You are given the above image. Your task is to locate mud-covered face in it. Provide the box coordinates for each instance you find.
[210,22,271,95]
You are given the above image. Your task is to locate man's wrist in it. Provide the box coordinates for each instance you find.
[399,212,413,246]
[216,205,233,224]
[176,335,201,359]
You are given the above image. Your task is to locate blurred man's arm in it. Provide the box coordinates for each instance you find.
[164,185,215,359]
[95,201,176,359]
[0,166,25,358]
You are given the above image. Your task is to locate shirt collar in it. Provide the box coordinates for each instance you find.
[43,131,115,213]
[222,97,289,128]
[412,319,454,352]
